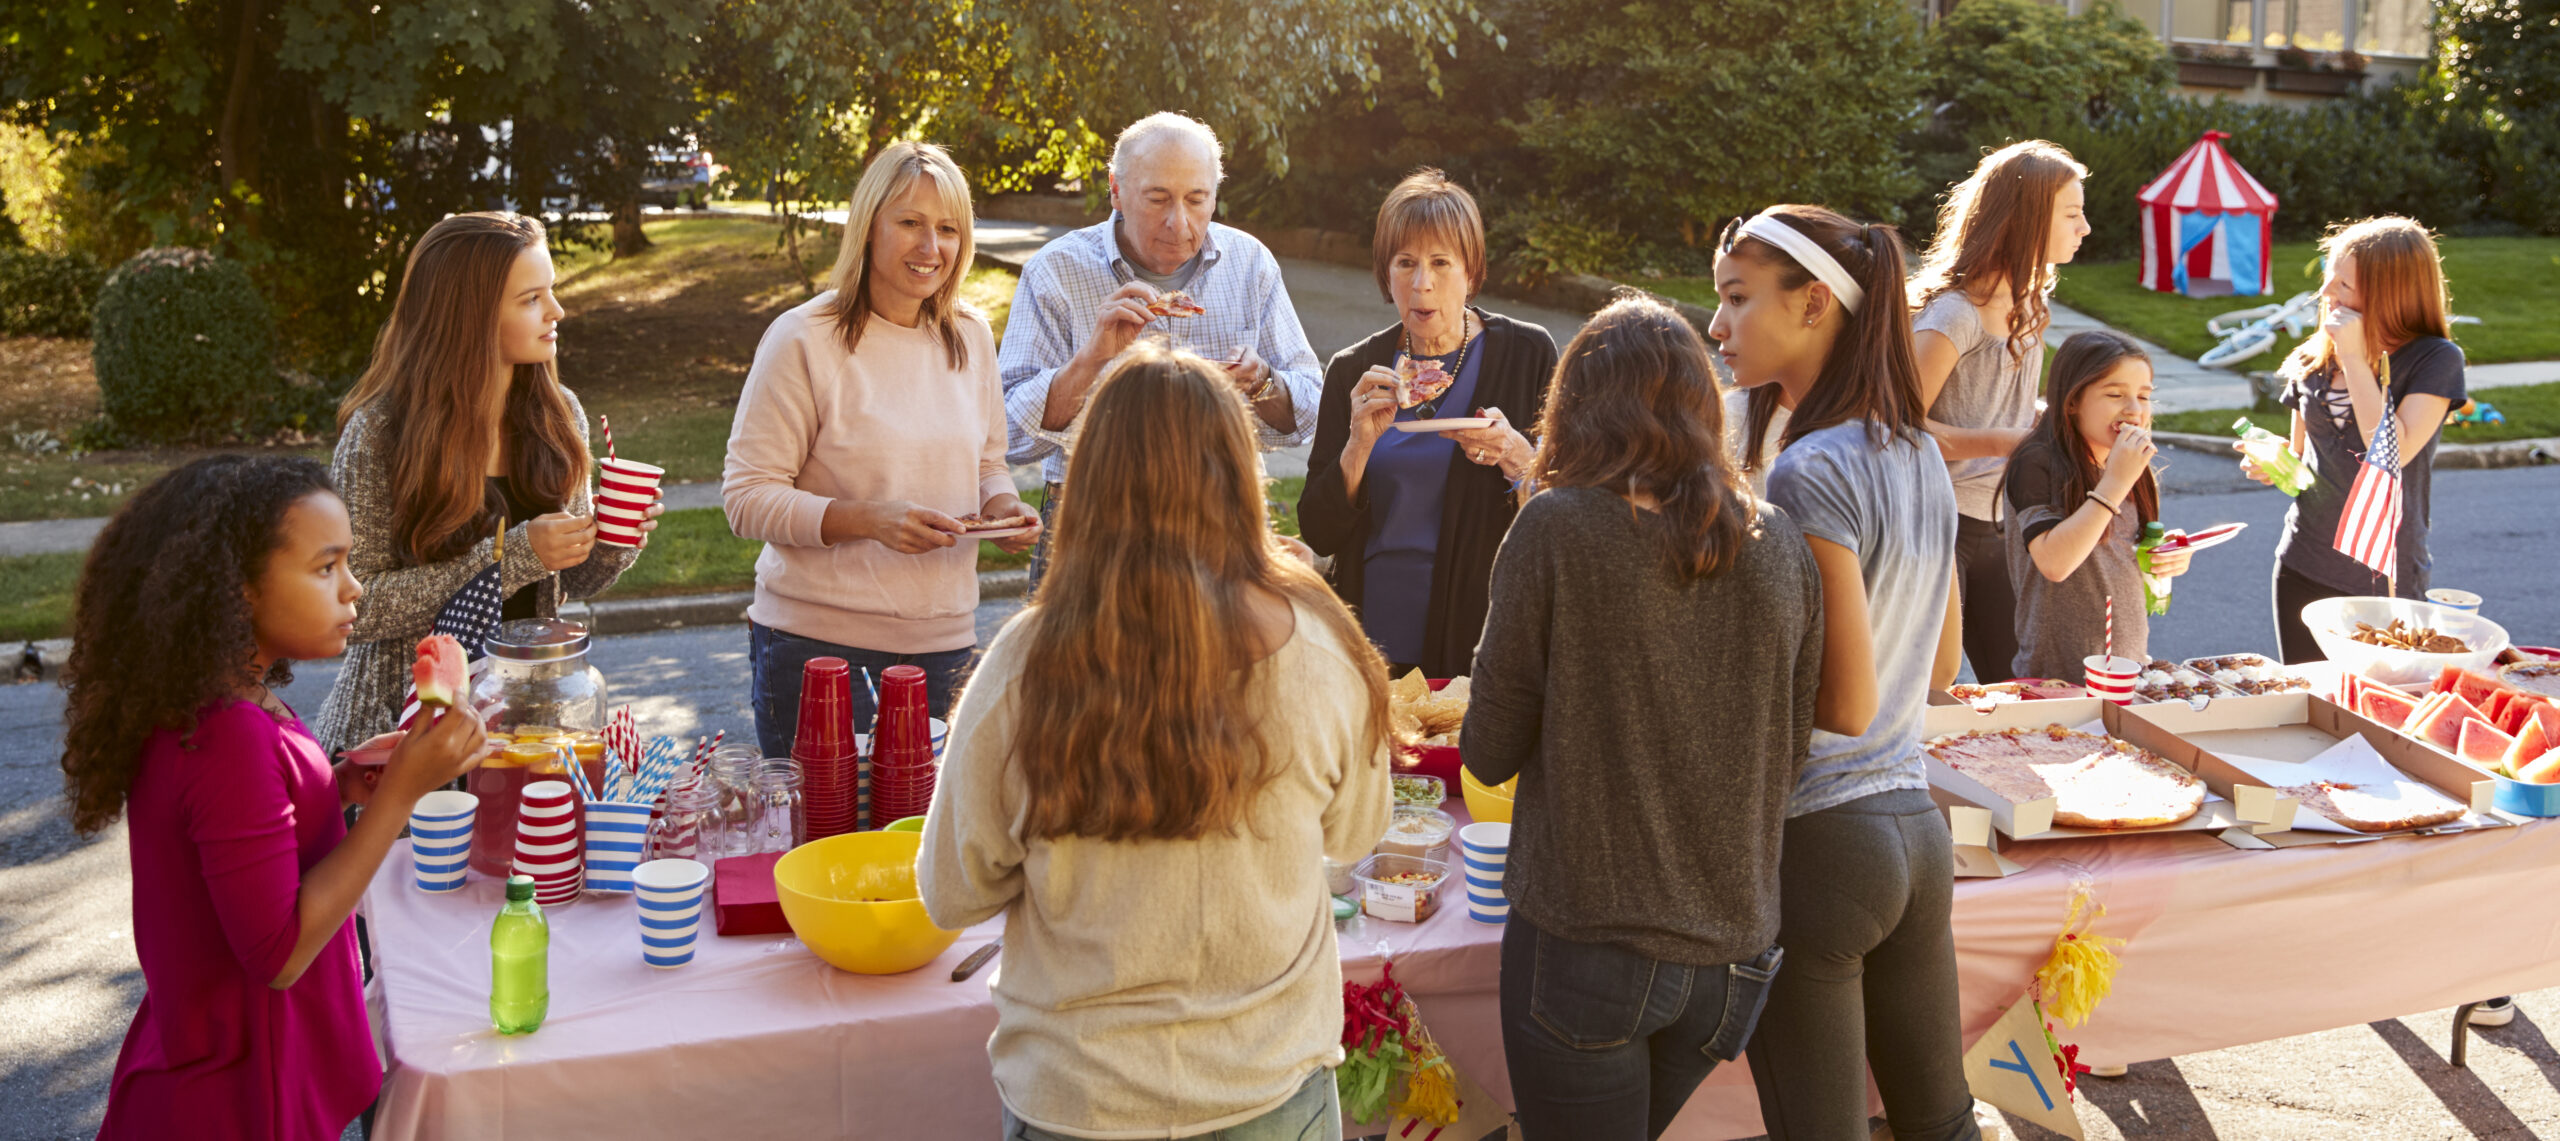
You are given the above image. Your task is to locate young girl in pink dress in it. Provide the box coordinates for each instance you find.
[60,455,487,1140]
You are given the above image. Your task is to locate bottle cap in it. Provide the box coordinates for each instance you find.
[2139,521,2167,541]
[506,873,536,901]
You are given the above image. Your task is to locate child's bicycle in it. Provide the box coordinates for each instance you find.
[2198,290,2320,369]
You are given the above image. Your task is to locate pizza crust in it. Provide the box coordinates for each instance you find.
[2277,780,2466,834]
[1925,724,2205,830]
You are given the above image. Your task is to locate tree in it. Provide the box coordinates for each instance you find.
[1922,0,2174,139]
[2433,0,2560,232]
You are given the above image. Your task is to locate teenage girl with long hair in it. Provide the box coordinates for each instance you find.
[1905,140,2092,682]
[918,344,1393,1141]
[1711,205,1976,1141]
[1464,297,1821,1138]
[315,212,658,754]
[2240,216,2466,661]
[65,456,487,1139]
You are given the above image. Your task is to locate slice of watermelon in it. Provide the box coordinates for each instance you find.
[2483,690,2513,726]
[2451,669,2508,712]
[2504,719,2554,779]
[2435,665,2469,695]
[2412,691,2488,753]
[2500,696,2543,736]
[2521,747,2560,785]
[2359,687,2421,731]
[2535,703,2560,744]
[413,633,469,709]
[2459,718,2516,770]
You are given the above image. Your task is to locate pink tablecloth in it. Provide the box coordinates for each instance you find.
[364,813,2560,1140]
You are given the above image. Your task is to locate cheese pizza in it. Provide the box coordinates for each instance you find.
[2276,780,2465,834]
[1925,724,2205,829]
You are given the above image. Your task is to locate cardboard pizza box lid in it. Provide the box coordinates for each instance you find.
[1927,785,2027,878]
[2120,692,2505,848]
[1920,698,2236,842]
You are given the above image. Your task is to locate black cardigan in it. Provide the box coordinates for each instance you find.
[1300,310,1559,677]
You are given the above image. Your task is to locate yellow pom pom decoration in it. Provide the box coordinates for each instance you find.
[2035,878,2124,1029]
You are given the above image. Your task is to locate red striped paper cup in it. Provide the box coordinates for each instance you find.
[595,458,663,548]
[2083,655,2140,705]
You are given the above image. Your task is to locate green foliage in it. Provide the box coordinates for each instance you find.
[0,248,103,336]
[1923,0,2173,139]
[2434,0,2560,233]
[89,248,281,444]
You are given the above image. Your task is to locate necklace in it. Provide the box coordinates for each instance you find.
[1400,310,1476,418]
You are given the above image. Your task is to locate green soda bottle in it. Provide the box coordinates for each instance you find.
[491,873,549,1035]
[2232,417,2313,496]
[2135,520,2172,616]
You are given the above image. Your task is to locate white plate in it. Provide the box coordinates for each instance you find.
[961,524,1038,540]
[1393,417,1497,434]
[2160,521,2246,552]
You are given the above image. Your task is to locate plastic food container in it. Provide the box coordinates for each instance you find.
[1375,806,1456,860]
[2302,597,2510,688]
[1354,853,1450,923]
[1391,774,1446,809]
[1324,857,1359,898]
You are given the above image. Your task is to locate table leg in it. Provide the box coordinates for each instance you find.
[2451,1002,2481,1068]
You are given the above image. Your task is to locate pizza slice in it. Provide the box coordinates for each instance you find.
[1144,290,1207,319]
[2277,779,2465,834]
[1393,356,1455,410]
[1925,724,2204,829]
[954,513,1029,533]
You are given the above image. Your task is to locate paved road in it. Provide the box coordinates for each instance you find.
[4,467,2558,1139]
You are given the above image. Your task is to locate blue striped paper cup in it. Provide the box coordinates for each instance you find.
[409,791,479,892]
[929,718,948,759]
[581,800,654,893]
[633,858,710,968]
[1458,822,1510,924]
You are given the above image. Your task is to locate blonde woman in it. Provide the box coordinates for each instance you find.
[1904,141,2091,682]
[920,344,1393,1141]
[723,142,1038,757]
[2241,217,2465,662]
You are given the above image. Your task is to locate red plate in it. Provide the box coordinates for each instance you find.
[2157,521,2246,553]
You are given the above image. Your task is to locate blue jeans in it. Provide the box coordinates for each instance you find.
[999,1068,1339,1140]
[1501,916,1780,1141]
[746,621,973,759]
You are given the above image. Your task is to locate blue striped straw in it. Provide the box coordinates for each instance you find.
[560,744,597,803]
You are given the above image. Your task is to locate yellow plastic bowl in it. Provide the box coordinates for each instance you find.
[1459,766,1517,825]
[772,832,960,975]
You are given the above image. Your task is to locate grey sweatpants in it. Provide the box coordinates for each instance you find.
[1746,788,1981,1141]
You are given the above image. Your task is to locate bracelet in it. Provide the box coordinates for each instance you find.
[2085,491,2121,516]
[1247,373,1277,403]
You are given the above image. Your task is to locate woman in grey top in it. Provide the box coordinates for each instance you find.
[1463,298,1821,1140]
[1710,206,1973,1141]
[314,214,656,754]
[1908,141,2090,682]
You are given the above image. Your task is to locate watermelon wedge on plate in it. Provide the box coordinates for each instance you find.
[2520,748,2560,785]
[2412,691,2487,752]
[2459,718,2516,770]
[2359,687,2421,731]
[2504,720,2554,778]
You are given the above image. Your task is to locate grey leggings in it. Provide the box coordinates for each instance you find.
[1746,788,1980,1141]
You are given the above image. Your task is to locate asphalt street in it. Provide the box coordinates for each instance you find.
[2,464,2556,1139]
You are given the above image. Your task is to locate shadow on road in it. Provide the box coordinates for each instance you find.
[2369,1016,2537,1139]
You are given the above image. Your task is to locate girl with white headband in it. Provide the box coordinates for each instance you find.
[1708,205,1977,1141]
[1907,141,2093,684]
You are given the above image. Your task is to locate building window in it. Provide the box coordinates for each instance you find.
[2268,0,2348,48]
[2354,0,2429,56]
[2110,0,2432,57]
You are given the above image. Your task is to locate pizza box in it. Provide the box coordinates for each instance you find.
[2118,692,2505,848]
[1927,785,2026,878]
[1920,698,2240,843]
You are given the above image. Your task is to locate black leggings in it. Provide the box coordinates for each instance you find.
[1954,516,2017,684]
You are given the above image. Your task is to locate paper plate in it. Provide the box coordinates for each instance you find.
[1393,417,1497,434]
[960,523,1037,540]
[2160,521,2246,552]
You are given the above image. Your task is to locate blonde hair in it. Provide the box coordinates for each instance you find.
[817,141,978,368]
[1371,169,1487,303]
[2281,216,2452,380]
[1907,140,2089,364]
[1006,343,1391,842]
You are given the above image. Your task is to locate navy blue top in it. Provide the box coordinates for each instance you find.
[1360,334,1486,665]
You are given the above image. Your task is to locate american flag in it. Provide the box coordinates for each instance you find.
[395,559,507,730]
[2331,367,2403,583]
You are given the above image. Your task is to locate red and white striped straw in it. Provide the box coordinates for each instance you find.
[599,414,616,462]
[2104,596,2114,662]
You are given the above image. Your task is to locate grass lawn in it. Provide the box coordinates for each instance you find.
[2153,380,2560,443]
[1643,236,2560,369]
[0,549,80,642]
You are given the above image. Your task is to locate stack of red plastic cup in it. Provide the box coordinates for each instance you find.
[794,657,861,841]
[512,780,584,906]
[869,665,937,825]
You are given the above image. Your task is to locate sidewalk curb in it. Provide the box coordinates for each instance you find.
[14,570,1034,683]
[2155,430,2559,468]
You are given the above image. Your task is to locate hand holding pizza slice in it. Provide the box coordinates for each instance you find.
[1392,356,1455,410]
[1144,290,1207,319]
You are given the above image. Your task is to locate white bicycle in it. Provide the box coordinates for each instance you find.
[2198,290,2320,369]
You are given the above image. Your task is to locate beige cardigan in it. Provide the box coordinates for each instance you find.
[312,388,635,754]
[918,602,1392,1139]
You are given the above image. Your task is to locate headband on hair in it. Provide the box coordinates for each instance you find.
[1737,213,1865,315]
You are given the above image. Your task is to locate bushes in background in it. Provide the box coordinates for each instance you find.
[0,247,103,337]
[89,248,283,444]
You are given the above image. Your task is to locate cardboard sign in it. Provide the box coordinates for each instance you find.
[1962,994,2086,1140]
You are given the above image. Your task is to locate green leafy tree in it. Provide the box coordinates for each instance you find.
[1923,0,2173,139]
[2433,0,2560,232]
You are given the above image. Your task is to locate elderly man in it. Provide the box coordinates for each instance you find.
[998,111,1323,593]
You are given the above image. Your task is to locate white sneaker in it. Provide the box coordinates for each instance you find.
[2470,997,2517,1027]
[2087,1062,2130,1077]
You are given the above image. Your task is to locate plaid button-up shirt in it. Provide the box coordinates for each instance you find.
[998,218,1323,480]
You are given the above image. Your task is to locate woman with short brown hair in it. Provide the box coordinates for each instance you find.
[919,343,1393,1140]
[1302,168,1558,676]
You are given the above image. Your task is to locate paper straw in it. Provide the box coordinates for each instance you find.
[2104,596,2114,662]
[600,414,616,462]
[560,744,597,803]
[860,667,878,711]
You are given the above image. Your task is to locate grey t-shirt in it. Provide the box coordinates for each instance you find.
[1915,291,2043,521]
[1115,225,1205,295]
[2002,445,2146,679]
[1764,421,1958,818]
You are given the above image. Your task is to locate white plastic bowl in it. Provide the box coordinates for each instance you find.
[2302,596,2509,687]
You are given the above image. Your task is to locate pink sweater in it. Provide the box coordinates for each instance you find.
[724,297,1014,653]
[102,702,378,1141]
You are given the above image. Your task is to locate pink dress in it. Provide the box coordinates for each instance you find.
[100,701,380,1140]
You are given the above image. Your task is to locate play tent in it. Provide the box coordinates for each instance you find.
[2138,130,2278,297]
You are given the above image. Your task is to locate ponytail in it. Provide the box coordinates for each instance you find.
[1727,208,1927,469]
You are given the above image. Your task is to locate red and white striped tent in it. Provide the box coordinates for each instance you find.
[2138,130,2278,297]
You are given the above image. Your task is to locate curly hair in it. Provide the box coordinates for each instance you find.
[60,455,338,834]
